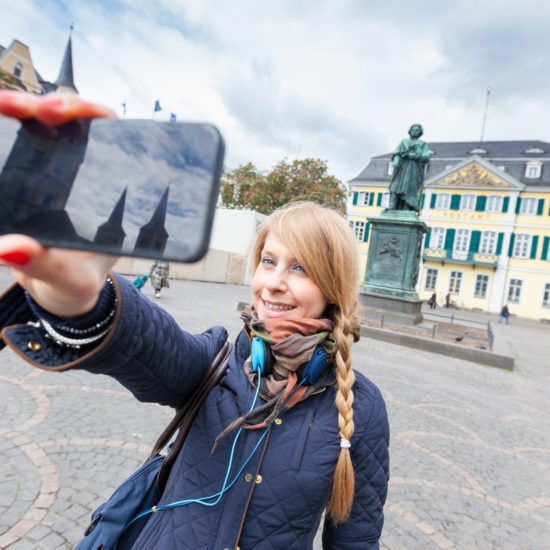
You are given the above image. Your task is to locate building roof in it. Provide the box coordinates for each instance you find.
[351,140,550,187]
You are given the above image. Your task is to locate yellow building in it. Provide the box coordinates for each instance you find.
[0,36,75,94]
[349,141,550,322]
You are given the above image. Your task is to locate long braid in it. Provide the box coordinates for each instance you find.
[326,309,359,524]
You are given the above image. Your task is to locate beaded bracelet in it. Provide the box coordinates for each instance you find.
[25,277,117,348]
[30,319,112,349]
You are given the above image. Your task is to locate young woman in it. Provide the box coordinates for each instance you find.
[0,91,389,549]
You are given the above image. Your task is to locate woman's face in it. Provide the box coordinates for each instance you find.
[251,232,328,321]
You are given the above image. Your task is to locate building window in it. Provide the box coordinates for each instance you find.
[381,192,390,208]
[13,62,23,78]
[525,161,542,179]
[425,268,438,290]
[480,231,497,254]
[507,279,522,303]
[519,197,538,215]
[357,191,370,206]
[543,284,550,307]
[474,274,489,298]
[460,194,476,211]
[435,193,451,210]
[449,271,462,293]
[351,220,365,241]
[486,195,503,213]
[429,227,446,250]
[513,234,532,258]
[453,229,471,260]
[387,162,394,176]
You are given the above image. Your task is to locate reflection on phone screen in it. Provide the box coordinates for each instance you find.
[0,117,224,262]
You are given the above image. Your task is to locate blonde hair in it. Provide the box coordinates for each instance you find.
[252,201,360,523]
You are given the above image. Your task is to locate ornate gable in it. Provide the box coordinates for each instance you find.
[426,157,523,190]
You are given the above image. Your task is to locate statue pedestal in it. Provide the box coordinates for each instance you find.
[360,210,428,325]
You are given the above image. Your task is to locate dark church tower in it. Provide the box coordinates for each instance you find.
[133,186,170,255]
[94,186,127,248]
[0,32,88,225]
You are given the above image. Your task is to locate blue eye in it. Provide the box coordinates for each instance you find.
[261,256,275,267]
[292,263,307,274]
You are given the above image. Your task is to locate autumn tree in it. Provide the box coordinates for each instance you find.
[220,158,347,215]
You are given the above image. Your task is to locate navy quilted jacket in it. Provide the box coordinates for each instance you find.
[0,274,390,550]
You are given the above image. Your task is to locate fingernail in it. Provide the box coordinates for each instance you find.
[0,251,31,265]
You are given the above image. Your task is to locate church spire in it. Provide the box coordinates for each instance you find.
[55,25,78,94]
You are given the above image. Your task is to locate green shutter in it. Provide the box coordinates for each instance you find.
[450,194,460,210]
[476,196,486,212]
[444,228,455,250]
[430,194,437,208]
[530,236,539,259]
[364,222,370,242]
[352,192,358,205]
[508,233,515,257]
[470,231,481,253]
[537,198,544,215]
[496,233,504,255]
[503,197,509,212]
[376,193,382,206]
[369,193,374,206]
[542,236,550,260]
[515,197,521,214]
[420,194,425,209]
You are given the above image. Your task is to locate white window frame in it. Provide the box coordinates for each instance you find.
[519,197,538,215]
[525,161,542,179]
[429,227,446,250]
[543,283,550,307]
[507,279,522,304]
[460,194,476,211]
[486,195,503,213]
[435,193,451,210]
[453,229,471,260]
[381,192,390,208]
[387,162,394,176]
[356,191,370,206]
[480,231,497,255]
[513,234,532,258]
[351,220,366,241]
[449,271,463,293]
[474,274,489,298]
[425,268,438,290]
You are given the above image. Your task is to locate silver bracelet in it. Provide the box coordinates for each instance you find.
[37,318,113,349]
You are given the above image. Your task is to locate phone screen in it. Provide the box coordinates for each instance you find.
[0,117,224,262]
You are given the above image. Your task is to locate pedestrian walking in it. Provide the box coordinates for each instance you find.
[150,259,170,298]
[498,304,510,324]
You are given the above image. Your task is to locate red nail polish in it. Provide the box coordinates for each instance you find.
[0,251,31,265]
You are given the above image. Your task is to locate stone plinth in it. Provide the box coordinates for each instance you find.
[361,210,428,325]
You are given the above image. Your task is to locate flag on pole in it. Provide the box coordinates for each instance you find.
[154,100,162,112]
[170,112,177,122]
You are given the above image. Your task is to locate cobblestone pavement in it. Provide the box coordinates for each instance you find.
[0,267,548,549]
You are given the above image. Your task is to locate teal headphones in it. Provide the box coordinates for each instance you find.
[250,336,329,385]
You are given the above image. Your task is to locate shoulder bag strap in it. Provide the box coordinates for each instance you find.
[150,339,233,492]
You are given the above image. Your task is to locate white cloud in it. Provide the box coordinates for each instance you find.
[1,0,549,185]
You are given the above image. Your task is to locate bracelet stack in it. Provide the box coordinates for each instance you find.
[26,276,118,349]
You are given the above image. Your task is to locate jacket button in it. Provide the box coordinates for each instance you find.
[244,473,253,482]
[27,341,42,351]
[255,474,263,484]
[274,418,282,425]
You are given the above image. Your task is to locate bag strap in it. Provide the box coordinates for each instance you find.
[150,339,233,492]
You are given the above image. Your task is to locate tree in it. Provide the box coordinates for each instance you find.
[220,158,347,215]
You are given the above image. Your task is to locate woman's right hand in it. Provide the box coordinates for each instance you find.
[0,91,118,318]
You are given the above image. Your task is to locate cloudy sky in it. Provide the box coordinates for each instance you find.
[1,0,549,184]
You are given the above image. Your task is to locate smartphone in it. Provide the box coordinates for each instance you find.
[0,117,225,262]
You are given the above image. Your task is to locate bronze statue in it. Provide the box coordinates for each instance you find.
[387,123,430,212]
